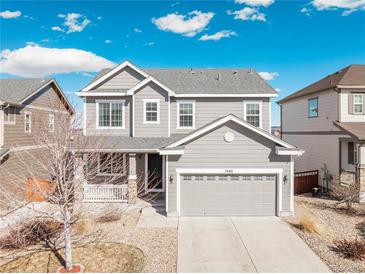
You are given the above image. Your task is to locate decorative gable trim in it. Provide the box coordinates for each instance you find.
[126,76,176,96]
[165,114,298,150]
[82,60,149,92]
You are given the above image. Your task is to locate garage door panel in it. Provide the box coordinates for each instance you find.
[181,174,276,216]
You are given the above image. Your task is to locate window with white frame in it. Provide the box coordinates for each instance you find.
[24,112,31,133]
[4,107,16,124]
[178,101,194,128]
[98,153,126,175]
[353,94,364,114]
[97,101,124,128]
[244,102,261,127]
[48,114,55,132]
[144,100,159,123]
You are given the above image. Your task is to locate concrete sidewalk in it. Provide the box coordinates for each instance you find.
[177,217,330,273]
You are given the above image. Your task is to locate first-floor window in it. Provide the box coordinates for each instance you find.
[24,112,31,133]
[244,102,261,127]
[178,101,194,128]
[48,114,55,132]
[4,107,16,124]
[353,94,364,114]
[98,153,126,175]
[348,142,358,165]
[98,101,124,128]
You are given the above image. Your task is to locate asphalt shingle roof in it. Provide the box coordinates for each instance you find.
[278,64,365,104]
[0,78,52,104]
[87,67,277,95]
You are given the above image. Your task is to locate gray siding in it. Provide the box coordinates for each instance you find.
[167,121,292,215]
[339,88,365,122]
[97,67,145,89]
[85,96,131,136]
[134,83,169,137]
[170,97,271,134]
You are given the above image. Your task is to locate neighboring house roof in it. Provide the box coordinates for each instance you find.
[278,64,365,104]
[0,78,75,115]
[334,121,365,141]
[81,61,277,96]
[0,148,10,160]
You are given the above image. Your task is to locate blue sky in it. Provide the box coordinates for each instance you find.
[1,0,365,126]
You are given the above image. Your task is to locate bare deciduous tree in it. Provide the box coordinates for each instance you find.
[330,175,360,209]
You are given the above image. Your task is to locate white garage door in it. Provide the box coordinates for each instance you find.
[180,174,277,216]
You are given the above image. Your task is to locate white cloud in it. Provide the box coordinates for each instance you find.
[227,7,266,21]
[199,30,237,41]
[134,28,142,33]
[26,41,39,46]
[235,0,274,7]
[0,45,116,77]
[145,41,155,46]
[152,10,215,37]
[105,39,112,44]
[258,71,279,80]
[300,7,312,15]
[0,10,22,19]
[51,26,65,32]
[311,0,365,15]
[274,88,281,92]
[96,16,103,20]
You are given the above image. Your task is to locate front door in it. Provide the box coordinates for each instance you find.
[147,154,163,192]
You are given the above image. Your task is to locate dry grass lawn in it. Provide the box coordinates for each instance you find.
[286,195,365,273]
[0,242,144,273]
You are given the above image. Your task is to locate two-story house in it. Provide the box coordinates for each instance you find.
[76,61,303,217]
[0,79,74,203]
[278,64,365,202]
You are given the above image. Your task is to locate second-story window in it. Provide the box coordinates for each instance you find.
[308,98,318,118]
[97,100,124,128]
[49,114,55,132]
[244,101,261,128]
[353,94,364,114]
[4,107,16,124]
[24,112,31,133]
[144,99,160,123]
[178,101,195,128]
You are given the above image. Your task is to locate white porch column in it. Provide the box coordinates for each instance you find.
[358,145,365,203]
[128,153,137,204]
[0,106,4,148]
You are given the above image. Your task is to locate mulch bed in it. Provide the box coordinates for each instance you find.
[285,195,365,273]
[0,242,144,273]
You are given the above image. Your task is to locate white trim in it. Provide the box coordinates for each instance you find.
[337,85,365,89]
[143,99,160,124]
[168,95,171,137]
[25,104,69,114]
[243,100,263,129]
[82,60,150,91]
[95,99,125,129]
[0,108,4,147]
[48,113,55,133]
[176,100,195,129]
[24,111,32,133]
[128,174,137,180]
[77,92,129,97]
[175,93,278,98]
[70,148,159,153]
[126,76,176,96]
[290,156,294,215]
[4,106,16,125]
[175,168,283,217]
[276,148,305,156]
[132,95,135,137]
[83,99,86,136]
[269,100,272,132]
[167,114,295,149]
[11,144,48,152]
[165,155,169,213]
[158,149,184,155]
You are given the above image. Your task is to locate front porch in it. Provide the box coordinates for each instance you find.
[80,152,167,206]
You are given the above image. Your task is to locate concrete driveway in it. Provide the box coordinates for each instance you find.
[177,217,330,273]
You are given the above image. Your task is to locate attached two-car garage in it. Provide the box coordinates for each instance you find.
[180,173,277,216]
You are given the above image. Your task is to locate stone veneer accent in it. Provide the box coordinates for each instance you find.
[128,178,137,204]
[359,167,365,203]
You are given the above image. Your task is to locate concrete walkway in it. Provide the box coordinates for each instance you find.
[178,217,330,273]
[137,207,178,228]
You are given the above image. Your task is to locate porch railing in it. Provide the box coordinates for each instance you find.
[83,184,128,202]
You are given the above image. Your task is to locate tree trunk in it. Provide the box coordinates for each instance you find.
[64,207,73,270]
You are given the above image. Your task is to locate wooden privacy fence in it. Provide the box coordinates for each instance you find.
[294,170,319,194]
[83,184,128,202]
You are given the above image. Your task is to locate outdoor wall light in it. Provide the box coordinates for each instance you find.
[169,174,174,184]
[283,175,288,183]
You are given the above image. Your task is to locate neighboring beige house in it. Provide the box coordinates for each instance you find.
[0,79,74,201]
[75,60,303,217]
[278,64,365,202]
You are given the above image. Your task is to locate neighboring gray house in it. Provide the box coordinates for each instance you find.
[278,64,365,202]
[76,61,303,217]
[0,79,74,202]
